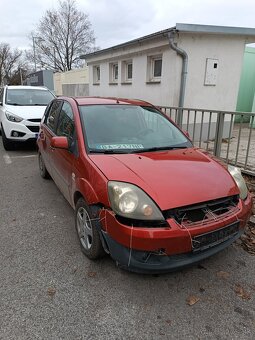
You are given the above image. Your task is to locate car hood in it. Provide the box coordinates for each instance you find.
[5,105,47,119]
[89,148,239,210]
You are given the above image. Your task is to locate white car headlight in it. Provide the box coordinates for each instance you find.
[228,165,248,200]
[5,111,23,123]
[108,181,164,220]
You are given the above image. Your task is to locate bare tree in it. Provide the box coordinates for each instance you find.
[29,0,96,72]
[0,43,23,85]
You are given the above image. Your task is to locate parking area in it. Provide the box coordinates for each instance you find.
[0,138,255,340]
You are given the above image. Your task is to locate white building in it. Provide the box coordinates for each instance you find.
[81,24,255,139]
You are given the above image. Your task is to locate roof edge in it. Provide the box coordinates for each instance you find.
[80,23,255,60]
[80,26,175,60]
[176,23,255,36]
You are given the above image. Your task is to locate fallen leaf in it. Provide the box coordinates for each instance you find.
[87,271,97,278]
[47,287,56,297]
[217,271,230,279]
[234,284,251,300]
[165,319,171,325]
[186,295,200,306]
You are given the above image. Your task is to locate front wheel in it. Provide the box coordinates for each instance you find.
[75,198,105,260]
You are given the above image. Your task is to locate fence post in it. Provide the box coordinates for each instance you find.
[214,112,224,158]
[177,108,183,127]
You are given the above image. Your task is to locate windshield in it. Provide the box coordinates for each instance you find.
[79,105,192,153]
[6,88,55,106]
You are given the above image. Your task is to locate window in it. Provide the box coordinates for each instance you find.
[5,88,54,106]
[56,102,75,140]
[153,58,162,77]
[45,100,62,131]
[109,63,118,84]
[127,63,133,80]
[79,105,191,153]
[0,88,3,104]
[121,61,133,83]
[147,55,162,82]
[93,65,100,84]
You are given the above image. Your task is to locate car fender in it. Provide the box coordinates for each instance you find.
[73,178,99,207]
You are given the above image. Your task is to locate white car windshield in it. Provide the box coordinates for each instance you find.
[6,89,55,106]
[79,105,192,153]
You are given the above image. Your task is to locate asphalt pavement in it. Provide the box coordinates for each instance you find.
[0,137,254,340]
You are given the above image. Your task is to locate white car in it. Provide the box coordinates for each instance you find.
[0,85,55,150]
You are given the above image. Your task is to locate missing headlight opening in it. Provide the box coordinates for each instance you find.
[164,195,240,227]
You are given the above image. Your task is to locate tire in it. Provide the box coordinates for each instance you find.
[2,127,14,151]
[38,152,50,179]
[75,198,105,260]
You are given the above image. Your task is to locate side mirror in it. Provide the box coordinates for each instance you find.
[50,136,69,150]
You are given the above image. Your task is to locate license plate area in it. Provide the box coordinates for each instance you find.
[192,221,240,252]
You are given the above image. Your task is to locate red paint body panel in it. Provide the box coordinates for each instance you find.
[101,196,252,255]
[89,148,239,210]
[37,96,253,272]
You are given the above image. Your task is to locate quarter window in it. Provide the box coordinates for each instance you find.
[56,102,75,140]
[46,100,62,131]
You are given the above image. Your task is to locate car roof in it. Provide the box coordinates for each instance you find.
[58,96,153,107]
[5,85,50,91]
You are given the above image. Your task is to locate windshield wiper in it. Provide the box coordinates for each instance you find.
[89,149,131,154]
[130,146,188,153]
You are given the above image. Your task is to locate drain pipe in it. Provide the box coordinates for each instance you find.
[168,30,188,126]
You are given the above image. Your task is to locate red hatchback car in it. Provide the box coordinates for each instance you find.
[37,97,252,274]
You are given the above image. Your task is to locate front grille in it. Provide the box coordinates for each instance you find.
[163,195,240,227]
[26,125,40,133]
[192,221,240,252]
[27,119,41,122]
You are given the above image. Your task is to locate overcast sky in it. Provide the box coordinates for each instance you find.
[1,0,255,51]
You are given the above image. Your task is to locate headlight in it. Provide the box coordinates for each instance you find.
[108,181,164,221]
[228,165,248,200]
[5,111,23,122]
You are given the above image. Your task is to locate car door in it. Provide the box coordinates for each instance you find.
[39,100,63,175]
[50,101,77,203]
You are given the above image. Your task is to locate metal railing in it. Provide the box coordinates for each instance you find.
[159,106,255,175]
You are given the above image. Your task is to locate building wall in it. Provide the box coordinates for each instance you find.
[24,70,54,91]
[53,67,89,96]
[87,33,246,112]
[179,34,245,111]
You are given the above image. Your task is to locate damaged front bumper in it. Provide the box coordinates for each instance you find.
[102,229,243,274]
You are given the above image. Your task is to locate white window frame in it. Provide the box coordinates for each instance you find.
[126,62,133,81]
[121,60,133,84]
[93,65,100,84]
[109,63,119,83]
[147,55,162,82]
